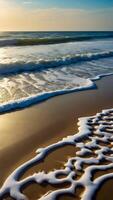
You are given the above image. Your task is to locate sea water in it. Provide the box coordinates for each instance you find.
[0,31,113,112]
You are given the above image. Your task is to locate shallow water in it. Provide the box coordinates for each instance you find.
[0,31,113,113]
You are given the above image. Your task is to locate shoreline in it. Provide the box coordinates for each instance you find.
[0,72,113,115]
[1,75,113,199]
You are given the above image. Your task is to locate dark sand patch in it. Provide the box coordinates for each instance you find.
[95,179,113,200]
[21,145,78,180]
[22,181,71,200]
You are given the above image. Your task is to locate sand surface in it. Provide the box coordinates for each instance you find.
[1,75,113,199]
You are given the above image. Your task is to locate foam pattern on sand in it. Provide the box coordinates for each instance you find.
[1,108,113,199]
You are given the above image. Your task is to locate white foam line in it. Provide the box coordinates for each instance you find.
[0,78,94,113]
[0,72,113,114]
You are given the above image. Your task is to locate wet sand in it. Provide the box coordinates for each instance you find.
[95,178,113,200]
[1,75,113,199]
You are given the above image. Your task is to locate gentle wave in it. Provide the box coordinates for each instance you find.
[0,78,94,113]
[0,34,113,47]
[0,73,113,114]
[0,51,113,76]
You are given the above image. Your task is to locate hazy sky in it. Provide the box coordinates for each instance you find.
[0,0,113,31]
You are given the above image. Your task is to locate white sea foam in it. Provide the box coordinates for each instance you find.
[0,76,94,113]
[0,67,113,113]
[1,108,113,199]
[0,51,113,75]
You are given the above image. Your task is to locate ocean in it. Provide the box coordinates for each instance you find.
[0,31,113,113]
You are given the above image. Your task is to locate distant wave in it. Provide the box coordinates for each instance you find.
[0,34,113,47]
[0,51,113,76]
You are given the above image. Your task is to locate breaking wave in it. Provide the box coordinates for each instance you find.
[0,51,113,76]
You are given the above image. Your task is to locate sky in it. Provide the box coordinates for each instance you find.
[0,0,113,31]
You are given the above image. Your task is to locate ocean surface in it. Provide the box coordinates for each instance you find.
[0,31,113,113]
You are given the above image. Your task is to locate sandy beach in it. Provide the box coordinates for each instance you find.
[0,75,113,199]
